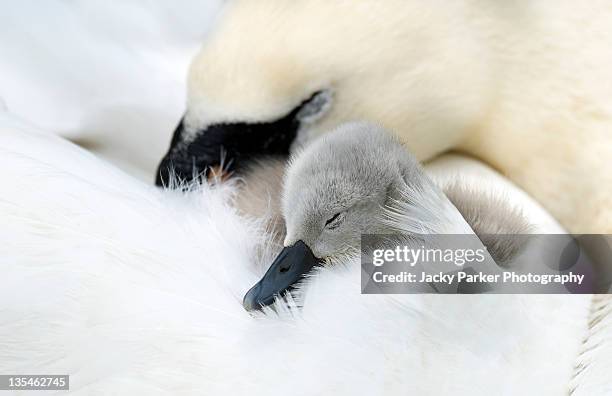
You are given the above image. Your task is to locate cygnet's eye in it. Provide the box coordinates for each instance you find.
[324,212,345,230]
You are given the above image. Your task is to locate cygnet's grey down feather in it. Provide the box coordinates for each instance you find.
[280,121,531,264]
[444,182,532,265]
[234,122,532,267]
[242,122,537,310]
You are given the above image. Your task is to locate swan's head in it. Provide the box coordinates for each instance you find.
[243,122,423,310]
[156,1,486,186]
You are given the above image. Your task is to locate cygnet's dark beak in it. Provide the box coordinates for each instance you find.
[243,240,321,311]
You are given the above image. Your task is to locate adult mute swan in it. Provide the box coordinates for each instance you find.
[156,0,612,234]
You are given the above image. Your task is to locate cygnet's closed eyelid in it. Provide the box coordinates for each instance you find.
[325,212,341,226]
[324,211,346,230]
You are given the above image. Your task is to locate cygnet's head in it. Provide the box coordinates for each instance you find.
[244,122,425,310]
[282,122,420,259]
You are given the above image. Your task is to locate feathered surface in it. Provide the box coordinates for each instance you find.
[1,113,603,395]
[0,3,609,393]
[183,0,612,233]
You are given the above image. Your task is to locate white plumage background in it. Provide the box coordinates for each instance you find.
[0,0,222,179]
[0,119,594,394]
[0,1,610,395]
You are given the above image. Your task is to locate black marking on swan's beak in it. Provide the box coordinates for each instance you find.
[155,90,331,187]
[156,118,198,186]
[243,240,322,311]
[155,113,299,186]
[155,110,301,187]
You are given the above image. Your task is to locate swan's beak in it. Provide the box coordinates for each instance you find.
[155,114,299,187]
[243,240,321,311]
[155,118,231,186]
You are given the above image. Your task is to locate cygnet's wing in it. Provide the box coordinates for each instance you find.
[443,181,533,265]
[382,176,475,235]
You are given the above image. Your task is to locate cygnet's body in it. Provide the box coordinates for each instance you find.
[244,123,529,310]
